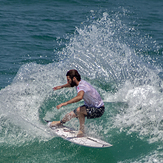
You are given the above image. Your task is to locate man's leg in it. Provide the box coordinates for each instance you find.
[50,106,87,137]
[50,111,76,127]
[75,106,87,137]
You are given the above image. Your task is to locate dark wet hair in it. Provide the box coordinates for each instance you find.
[66,69,81,81]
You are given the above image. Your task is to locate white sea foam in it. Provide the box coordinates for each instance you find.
[111,81,163,142]
[0,63,65,145]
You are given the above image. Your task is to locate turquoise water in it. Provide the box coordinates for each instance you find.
[1,0,163,162]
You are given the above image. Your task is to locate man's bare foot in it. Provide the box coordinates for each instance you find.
[50,121,62,127]
[77,130,84,137]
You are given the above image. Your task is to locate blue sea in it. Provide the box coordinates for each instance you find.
[0,0,163,162]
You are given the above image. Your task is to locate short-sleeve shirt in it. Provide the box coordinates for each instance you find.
[76,80,104,108]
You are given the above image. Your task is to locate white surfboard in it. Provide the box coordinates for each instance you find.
[46,121,112,148]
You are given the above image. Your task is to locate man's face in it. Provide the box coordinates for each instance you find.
[67,76,76,87]
[67,76,71,84]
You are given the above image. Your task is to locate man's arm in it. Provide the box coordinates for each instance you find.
[53,83,71,91]
[56,91,84,109]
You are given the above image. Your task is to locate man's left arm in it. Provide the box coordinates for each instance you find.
[56,91,84,109]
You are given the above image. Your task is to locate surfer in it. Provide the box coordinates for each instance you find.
[51,69,105,137]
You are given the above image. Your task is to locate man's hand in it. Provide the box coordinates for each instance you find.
[56,102,67,109]
[53,86,62,91]
[55,91,84,110]
[56,103,63,109]
[57,91,84,109]
[53,83,71,91]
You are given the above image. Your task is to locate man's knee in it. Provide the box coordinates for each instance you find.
[79,106,87,115]
[76,107,81,115]
[74,106,87,116]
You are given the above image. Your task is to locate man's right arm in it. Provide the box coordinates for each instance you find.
[53,83,71,91]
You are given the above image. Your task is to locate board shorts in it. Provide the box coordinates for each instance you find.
[73,105,105,119]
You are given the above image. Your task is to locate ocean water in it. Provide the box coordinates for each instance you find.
[0,0,163,162]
